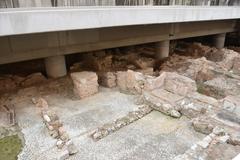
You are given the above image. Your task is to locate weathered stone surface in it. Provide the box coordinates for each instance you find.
[66,141,78,155]
[143,91,181,118]
[229,133,240,146]
[136,67,154,76]
[217,134,230,143]
[197,135,212,148]
[35,98,49,109]
[203,76,240,98]
[46,110,59,122]
[144,72,166,91]
[43,114,51,123]
[91,54,113,71]
[192,118,214,134]
[56,140,64,149]
[217,49,239,71]
[164,72,197,96]
[212,126,225,136]
[116,71,127,91]
[98,72,116,88]
[71,72,99,99]
[232,57,240,74]
[126,70,145,94]
[177,98,208,118]
[0,76,17,93]
[60,132,70,142]
[20,72,46,87]
[90,105,152,141]
[151,88,184,105]
[133,57,155,69]
[57,150,70,160]
[187,92,218,107]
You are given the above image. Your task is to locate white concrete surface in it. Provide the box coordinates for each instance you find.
[0,6,240,36]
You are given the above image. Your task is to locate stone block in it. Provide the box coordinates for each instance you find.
[164,72,197,96]
[144,72,166,91]
[218,49,239,71]
[232,57,240,74]
[71,72,99,99]
[177,98,209,118]
[116,71,127,91]
[143,91,181,118]
[136,67,154,76]
[126,70,145,94]
[192,118,214,134]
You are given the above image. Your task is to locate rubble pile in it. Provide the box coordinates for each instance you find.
[173,126,239,160]
[90,105,152,141]
[34,98,78,160]
[176,42,225,62]
[0,72,46,93]
[161,45,240,99]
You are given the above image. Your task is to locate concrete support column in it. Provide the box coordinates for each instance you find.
[155,40,170,60]
[213,33,226,49]
[44,55,67,78]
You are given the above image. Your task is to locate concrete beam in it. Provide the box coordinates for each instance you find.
[44,55,67,78]
[0,6,240,36]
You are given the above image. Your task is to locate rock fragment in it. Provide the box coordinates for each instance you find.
[66,140,78,155]
[116,71,128,91]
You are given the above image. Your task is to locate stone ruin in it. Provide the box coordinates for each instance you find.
[67,42,240,159]
[33,98,78,160]
[0,42,240,160]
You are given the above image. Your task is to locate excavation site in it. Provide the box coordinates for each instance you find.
[0,39,240,160]
[1,2,240,160]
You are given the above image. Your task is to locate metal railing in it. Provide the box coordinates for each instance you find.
[1,0,240,8]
